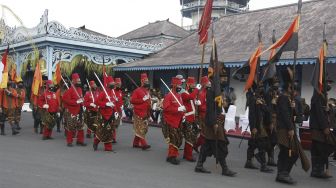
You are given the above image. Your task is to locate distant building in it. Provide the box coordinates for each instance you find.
[180,0,249,30]
[118,19,190,48]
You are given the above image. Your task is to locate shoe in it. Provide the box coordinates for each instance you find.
[112,140,117,143]
[12,128,19,135]
[183,156,196,162]
[195,166,211,173]
[76,142,87,146]
[142,145,151,150]
[67,143,73,147]
[16,125,22,130]
[133,145,141,148]
[167,157,180,165]
[42,136,48,140]
[48,137,54,140]
[260,165,274,173]
[34,128,38,134]
[267,158,277,167]
[93,143,98,151]
[276,174,297,185]
[222,168,237,177]
[86,134,91,138]
[244,160,258,169]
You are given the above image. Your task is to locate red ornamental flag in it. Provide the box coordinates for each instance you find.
[198,0,213,45]
[1,45,9,69]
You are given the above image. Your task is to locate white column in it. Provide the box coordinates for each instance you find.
[46,46,54,79]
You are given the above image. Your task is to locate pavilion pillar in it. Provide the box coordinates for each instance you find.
[46,46,54,79]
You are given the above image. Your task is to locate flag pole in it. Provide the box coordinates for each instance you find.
[198,44,206,83]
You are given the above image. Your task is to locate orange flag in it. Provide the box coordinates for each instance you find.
[54,63,61,85]
[31,62,42,96]
[244,44,263,91]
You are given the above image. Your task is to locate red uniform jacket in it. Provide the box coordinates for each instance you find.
[163,92,184,128]
[38,90,59,113]
[96,89,117,120]
[198,89,207,118]
[130,87,151,118]
[181,89,198,123]
[62,87,83,115]
[84,90,100,112]
[114,88,123,114]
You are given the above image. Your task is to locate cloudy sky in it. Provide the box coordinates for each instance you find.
[0,0,309,37]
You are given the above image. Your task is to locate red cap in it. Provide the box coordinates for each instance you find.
[171,77,182,86]
[72,73,80,81]
[186,77,195,85]
[201,76,210,85]
[89,81,96,87]
[115,78,121,84]
[141,73,148,82]
[106,76,115,84]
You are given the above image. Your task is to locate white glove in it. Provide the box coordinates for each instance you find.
[76,99,84,104]
[196,84,202,90]
[143,95,149,101]
[43,104,49,109]
[178,106,186,112]
[114,112,119,119]
[195,100,201,106]
[57,112,60,117]
[106,102,114,107]
[182,116,186,123]
[90,103,96,108]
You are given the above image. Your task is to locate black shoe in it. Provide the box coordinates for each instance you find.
[16,125,22,130]
[76,142,87,146]
[142,145,151,150]
[67,143,73,147]
[48,137,54,140]
[195,166,211,173]
[42,136,48,140]
[133,145,141,148]
[311,172,332,179]
[244,160,258,169]
[0,132,5,136]
[86,134,91,138]
[222,168,237,177]
[12,128,19,135]
[276,174,297,185]
[185,157,196,162]
[112,140,117,143]
[167,157,180,165]
[93,143,98,151]
[260,165,274,173]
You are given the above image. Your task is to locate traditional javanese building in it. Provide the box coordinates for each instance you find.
[0,9,163,97]
[114,0,336,115]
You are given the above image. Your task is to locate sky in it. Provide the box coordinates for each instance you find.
[0,0,310,37]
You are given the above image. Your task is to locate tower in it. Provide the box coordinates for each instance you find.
[180,0,250,30]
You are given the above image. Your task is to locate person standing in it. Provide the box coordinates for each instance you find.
[130,73,151,150]
[84,81,100,138]
[14,79,25,131]
[309,79,335,179]
[38,80,59,140]
[113,77,123,143]
[94,76,118,152]
[181,77,201,162]
[162,77,185,165]
[62,73,86,147]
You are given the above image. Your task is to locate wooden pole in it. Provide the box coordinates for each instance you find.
[198,44,206,83]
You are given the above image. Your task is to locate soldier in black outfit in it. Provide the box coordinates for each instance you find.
[264,78,280,166]
[275,70,298,184]
[194,80,236,177]
[309,79,335,179]
[244,83,273,173]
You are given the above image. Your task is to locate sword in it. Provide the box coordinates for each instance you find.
[86,79,95,103]
[94,72,113,107]
[160,78,183,107]
[64,75,82,99]
[60,75,69,89]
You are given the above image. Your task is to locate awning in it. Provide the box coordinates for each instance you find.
[114,57,336,72]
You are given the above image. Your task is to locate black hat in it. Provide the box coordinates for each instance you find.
[42,75,48,81]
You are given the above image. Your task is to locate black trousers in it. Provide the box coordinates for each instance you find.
[311,140,334,166]
[277,145,298,175]
[199,139,228,163]
[247,137,270,162]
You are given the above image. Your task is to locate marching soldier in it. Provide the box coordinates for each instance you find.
[162,77,185,165]
[15,79,25,131]
[113,77,123,143]
[94,76,118,151]
[245,82,273,173]
[264,77,280,166]
[194,76,209,152]
[181,77,201,162]
[194,76,236,177]
[130,73,151,150]
[62,73,86,147]
[0,81,19,135]
[38,80,59,140]
[309,79,335,179]
[84,81,100,138]
[275,69,299,184]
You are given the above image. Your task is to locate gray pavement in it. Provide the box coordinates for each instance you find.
[0,112,335,188]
